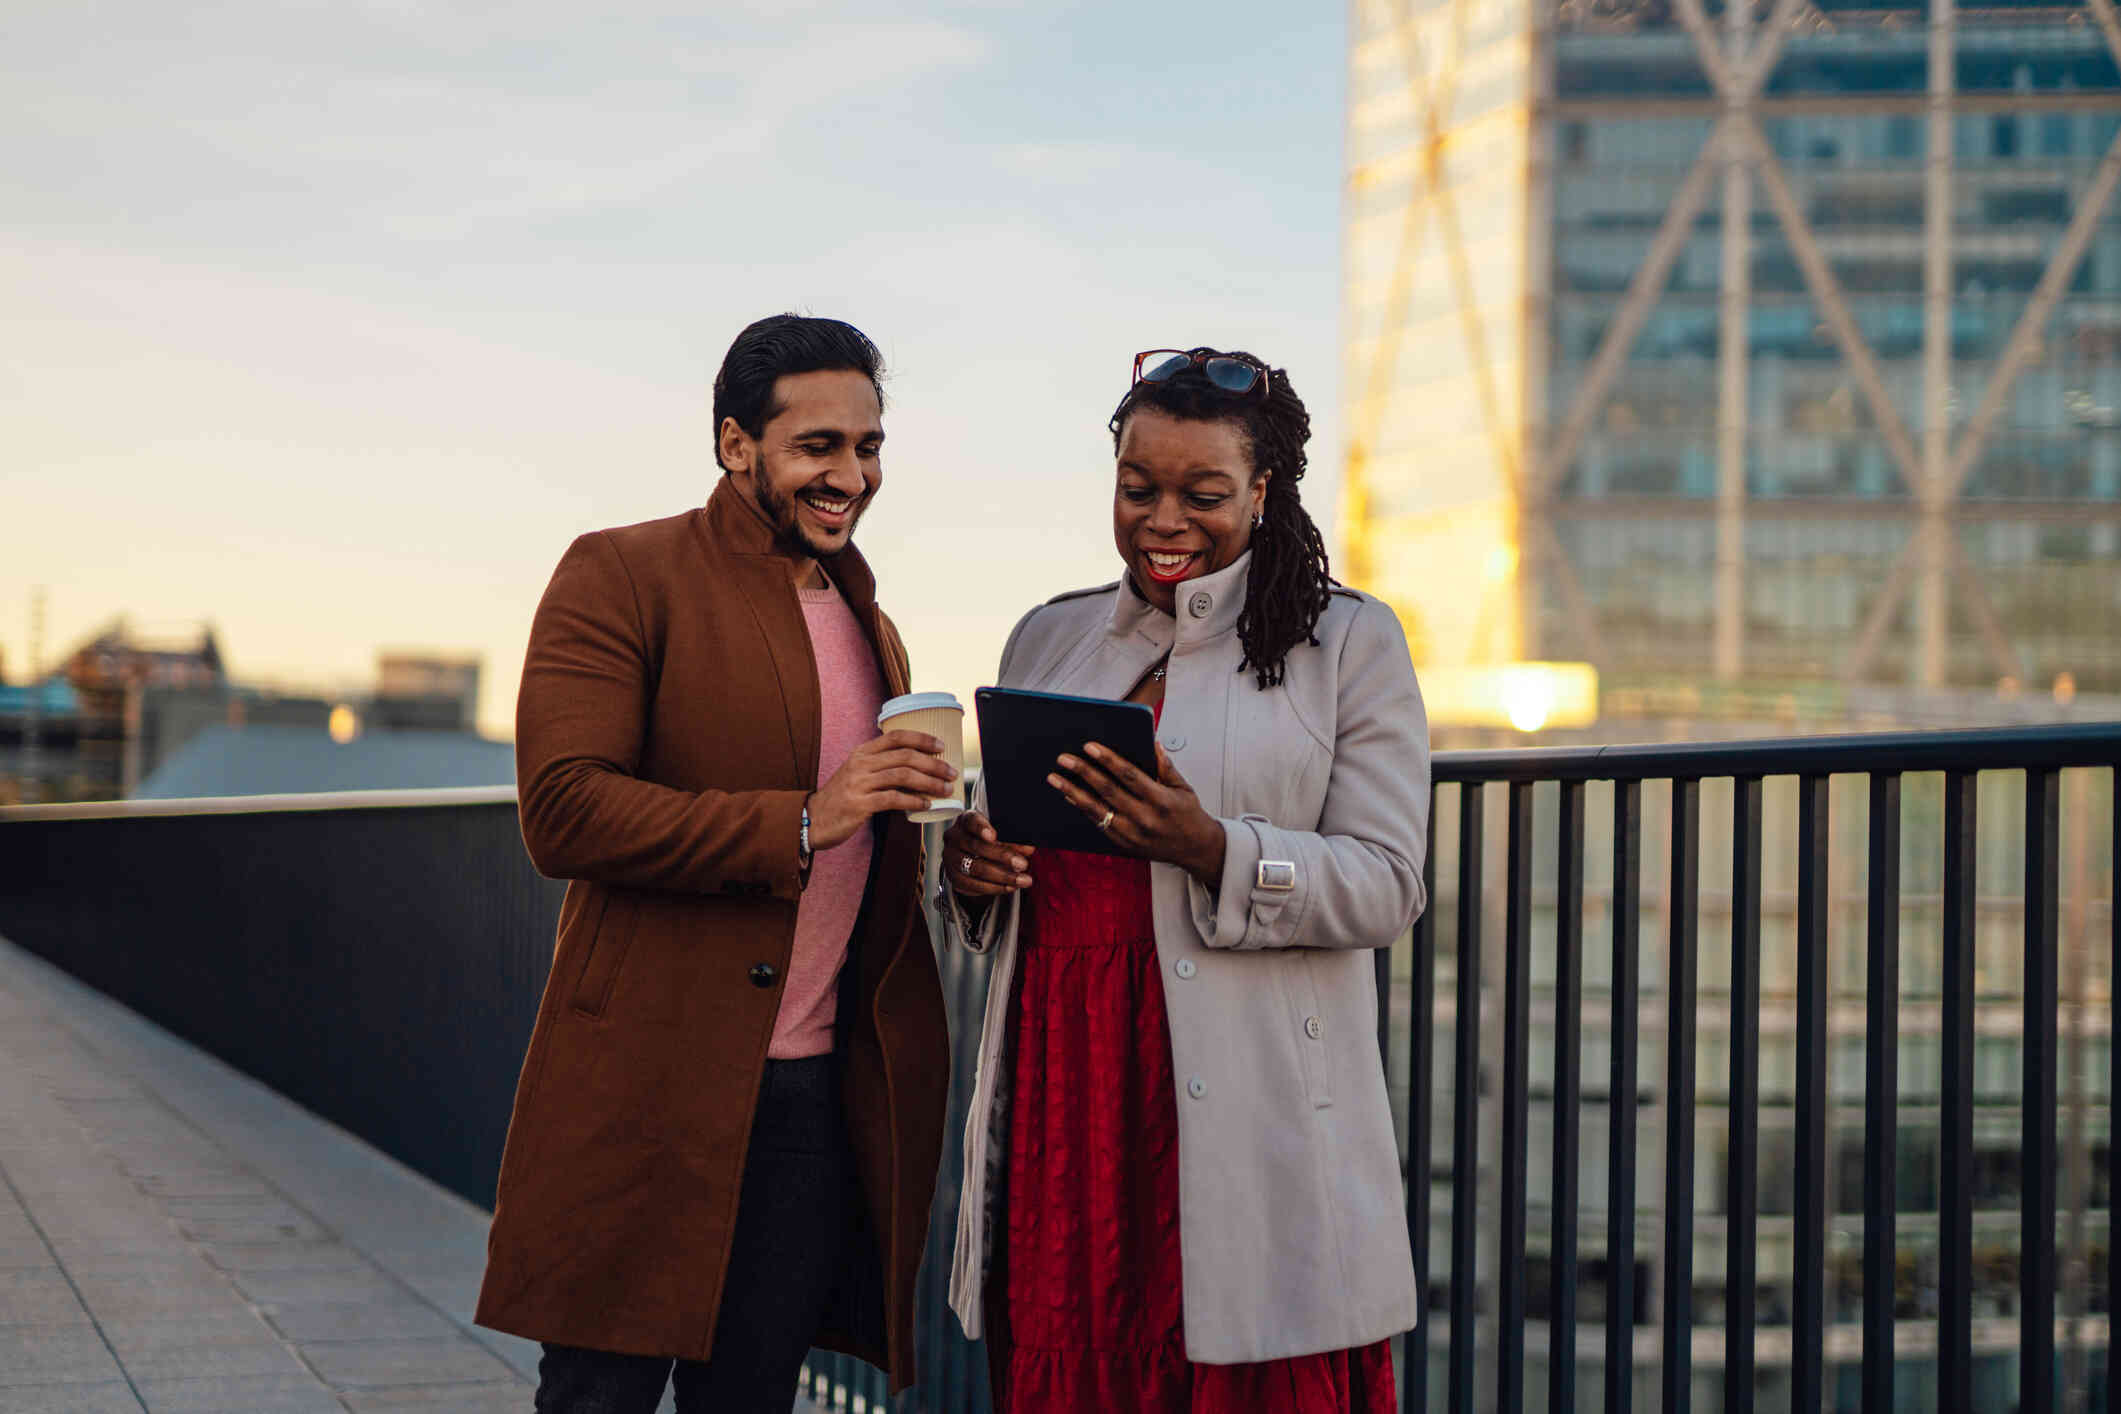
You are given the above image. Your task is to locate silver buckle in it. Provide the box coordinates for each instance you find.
[1256,860,1296,893]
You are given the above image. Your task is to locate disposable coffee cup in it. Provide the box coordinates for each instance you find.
[876,691,966,823]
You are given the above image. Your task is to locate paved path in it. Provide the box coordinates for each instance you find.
[0,936,823,1414]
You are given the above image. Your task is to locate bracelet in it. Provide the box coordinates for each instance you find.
[798,797,814,865]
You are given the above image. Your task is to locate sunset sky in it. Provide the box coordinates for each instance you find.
[1,2,1347,737]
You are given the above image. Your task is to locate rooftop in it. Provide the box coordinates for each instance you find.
[135,726,514,801]
[0,933,533,1411]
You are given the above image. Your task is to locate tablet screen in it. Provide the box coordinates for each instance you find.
[973,687,1158,858]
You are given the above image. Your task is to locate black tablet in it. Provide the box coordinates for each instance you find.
[974,686,1158,857]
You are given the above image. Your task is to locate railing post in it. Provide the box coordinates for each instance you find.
[1450,784,1486,1414]
[1863,772,1902,1414]
[1500,783,1534,1413]
[1793,773,1830,1414]
[1940,771,1978,1414]
[1662,778,1701,1414]
[1606,780,1643,1414]
[1725,776,1762,1414]
[1550,780,1586,1414]
[1407,786,1439,1414]
[2025,768,2061,1414]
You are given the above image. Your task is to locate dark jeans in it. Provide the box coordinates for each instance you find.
[535,1055,854,1414]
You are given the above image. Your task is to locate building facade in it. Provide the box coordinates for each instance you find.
[1344,1,2119,1408]
[1345,0,2121,698]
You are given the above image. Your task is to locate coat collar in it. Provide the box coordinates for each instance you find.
[1105,551,1252,655]
[701,475,881,619]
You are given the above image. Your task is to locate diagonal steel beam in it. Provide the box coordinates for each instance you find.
[1428,130,1523,500]
[1346,175,1437,458]
[1347,0,1463,482]
[1940,0,2121,503]
[1945,531,2027,683]
[1408,0,1518,501]
[1740,0,1811,92]
[1534,131,1725,499]
[1839,522,1922,680]
[1536,0,1803,504]
[1529,517,1611,666]
[1847,500,2034,687]
[1671,0,1744,96]
[1745,127,1927,493]
[1674,0,1806,102]
[1684,0,1925,495]
[2089,0,2121,71]
[1384,0,1592,660]
[1941,128,2121,501]
[1838,0,2113,685]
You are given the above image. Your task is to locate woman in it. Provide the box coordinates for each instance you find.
[939,347,1429,1413]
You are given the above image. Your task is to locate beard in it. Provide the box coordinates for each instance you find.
[751,471,864,560]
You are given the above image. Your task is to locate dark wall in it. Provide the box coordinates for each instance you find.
[0,802,563,1208]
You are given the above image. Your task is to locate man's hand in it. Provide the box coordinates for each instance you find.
[807,729,958,851]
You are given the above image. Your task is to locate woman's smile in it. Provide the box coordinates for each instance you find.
[1140,548,1204,584]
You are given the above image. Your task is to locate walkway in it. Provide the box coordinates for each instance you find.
[0,936,824,1414]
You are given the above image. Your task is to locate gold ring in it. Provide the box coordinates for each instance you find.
[1097,809,1115,831]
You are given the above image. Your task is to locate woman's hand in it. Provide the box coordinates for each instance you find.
[942,810,1035,898]
[1050,743,1226,890]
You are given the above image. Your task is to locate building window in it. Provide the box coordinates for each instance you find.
[1885,114,1919,160]
[1973,1036,2021,1100]
[1992,115,2018,159]
[2040,114,2072,157]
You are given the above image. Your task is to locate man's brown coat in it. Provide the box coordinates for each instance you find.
[474,478,948,1391]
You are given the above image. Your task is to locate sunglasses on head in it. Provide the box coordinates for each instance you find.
[1131,348,1270,400]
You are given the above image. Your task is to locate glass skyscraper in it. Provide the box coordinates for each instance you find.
[1345,0,2121,696]
[1345,2,2119,1408]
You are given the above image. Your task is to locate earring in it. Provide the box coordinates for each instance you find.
[1252,512,1265,530]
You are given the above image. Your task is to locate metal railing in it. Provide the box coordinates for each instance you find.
[1408,722,2118,1414]
[2,723,2116,1414]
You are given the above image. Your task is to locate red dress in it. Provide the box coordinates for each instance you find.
[999,731,1397,1414]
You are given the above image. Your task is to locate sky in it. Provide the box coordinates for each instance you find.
[1,1,1349,738]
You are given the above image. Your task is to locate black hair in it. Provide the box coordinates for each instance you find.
[1108,349,1335,690]
[712,314,886,471]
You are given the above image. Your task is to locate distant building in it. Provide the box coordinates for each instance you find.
[0,679,87,807]
[0,620,227,801]
[0,625,498,804]
[372,652,480,733]
[136,687,337,785]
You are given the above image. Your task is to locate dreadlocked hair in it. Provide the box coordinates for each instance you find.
[1108,349,1335,690]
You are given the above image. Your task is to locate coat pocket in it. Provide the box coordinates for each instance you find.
[1279,952,1333,1110]
[570,891,636,1017]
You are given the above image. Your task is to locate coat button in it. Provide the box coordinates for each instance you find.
[748,963,778,988]
[1174,958,1196,980]
[1187,591,1213,618]
[1186,1076,1207,1100]
[1304,1015,1324,1040]
[1163,732,1186,752]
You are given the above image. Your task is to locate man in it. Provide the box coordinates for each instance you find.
[475,314,955,1412]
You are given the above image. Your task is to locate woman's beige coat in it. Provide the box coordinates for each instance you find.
[940,552,1430,1365]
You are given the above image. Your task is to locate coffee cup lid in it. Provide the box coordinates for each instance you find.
[877,691,963,727]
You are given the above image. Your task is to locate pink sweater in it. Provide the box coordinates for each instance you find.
[770,580,886,1058]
